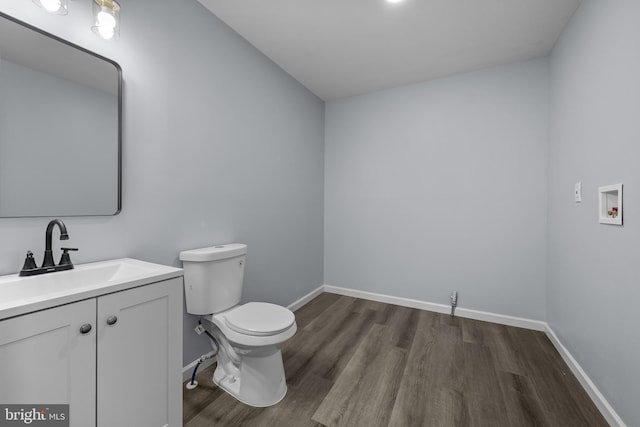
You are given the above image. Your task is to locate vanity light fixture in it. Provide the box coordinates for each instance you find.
[32,0,68,15]
[32,0,122,41]
[92,0,120,40]
[386,0,405,3]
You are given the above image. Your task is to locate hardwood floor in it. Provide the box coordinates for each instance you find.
[183,293,608,426]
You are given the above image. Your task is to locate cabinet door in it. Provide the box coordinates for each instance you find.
[96,278,182,427]
[0,299,97,427]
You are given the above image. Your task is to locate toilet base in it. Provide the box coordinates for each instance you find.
[213,345,287,407]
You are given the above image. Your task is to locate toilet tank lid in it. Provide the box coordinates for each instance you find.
[179,243,247,262]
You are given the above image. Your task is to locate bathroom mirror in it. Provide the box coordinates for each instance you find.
[0,12,121,217]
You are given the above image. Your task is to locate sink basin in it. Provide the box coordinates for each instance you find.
[0,258,183,319]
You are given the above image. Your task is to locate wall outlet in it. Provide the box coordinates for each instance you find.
[575,182,582,202]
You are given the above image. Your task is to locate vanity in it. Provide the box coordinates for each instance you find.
[0,258,183,427]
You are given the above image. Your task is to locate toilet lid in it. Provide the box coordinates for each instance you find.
[224,302,295,336]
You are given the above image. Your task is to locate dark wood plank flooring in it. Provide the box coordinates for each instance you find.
[183,293,608,426]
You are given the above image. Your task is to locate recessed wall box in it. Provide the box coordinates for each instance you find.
[598,183,622,225]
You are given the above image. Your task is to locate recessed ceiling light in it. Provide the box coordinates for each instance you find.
[386,0,405,3]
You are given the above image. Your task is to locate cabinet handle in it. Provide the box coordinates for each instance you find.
[79,323,92,334]
[106,315,118,326]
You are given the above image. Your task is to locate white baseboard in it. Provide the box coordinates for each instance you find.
[323,284,546,331]
[454,307,546,331]
[182,353,217,382]
[545,325,626,427]
[287,285,325,312]
[324,284,452,314]
[322,284,623,425]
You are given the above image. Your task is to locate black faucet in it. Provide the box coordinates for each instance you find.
[42,219,69,267]
[19,219,78,276]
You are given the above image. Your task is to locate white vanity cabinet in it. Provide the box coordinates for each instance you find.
[0,259,183,427]
[0,298,97,425]
[97,277,182,427]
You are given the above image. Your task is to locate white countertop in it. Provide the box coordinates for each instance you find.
[0,258,183,320]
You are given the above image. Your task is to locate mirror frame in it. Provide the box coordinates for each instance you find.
[0,11,122,217]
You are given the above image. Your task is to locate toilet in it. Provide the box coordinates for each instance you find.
[179,244,297,407]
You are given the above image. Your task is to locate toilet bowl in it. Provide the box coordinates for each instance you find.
[201,302,296,406]
[180,244,297,407]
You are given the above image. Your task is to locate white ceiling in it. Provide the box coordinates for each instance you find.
[197,0,582,101]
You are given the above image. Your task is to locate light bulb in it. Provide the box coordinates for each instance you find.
[98,25,115,40]
[41,0,61,12]
[97,7,116,30]
[92,0,120,40]
[33,0,68,15]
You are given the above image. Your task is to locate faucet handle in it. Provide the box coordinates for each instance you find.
[20,251,38,273]
[59,247,79,267]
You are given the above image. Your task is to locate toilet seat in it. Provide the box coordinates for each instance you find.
[224,302,295,336]
[206,303,297,347]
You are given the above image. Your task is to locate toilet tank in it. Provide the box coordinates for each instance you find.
[179,244,247,315]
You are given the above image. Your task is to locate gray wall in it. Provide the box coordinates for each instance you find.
[2,1,637,422]
[0,0,325,364]
[325,59,549,320]
[548,1,640,424]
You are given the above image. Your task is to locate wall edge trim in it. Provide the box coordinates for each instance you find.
[287,285,325,312]
[323,284,545,329]
[544,324,627,427]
